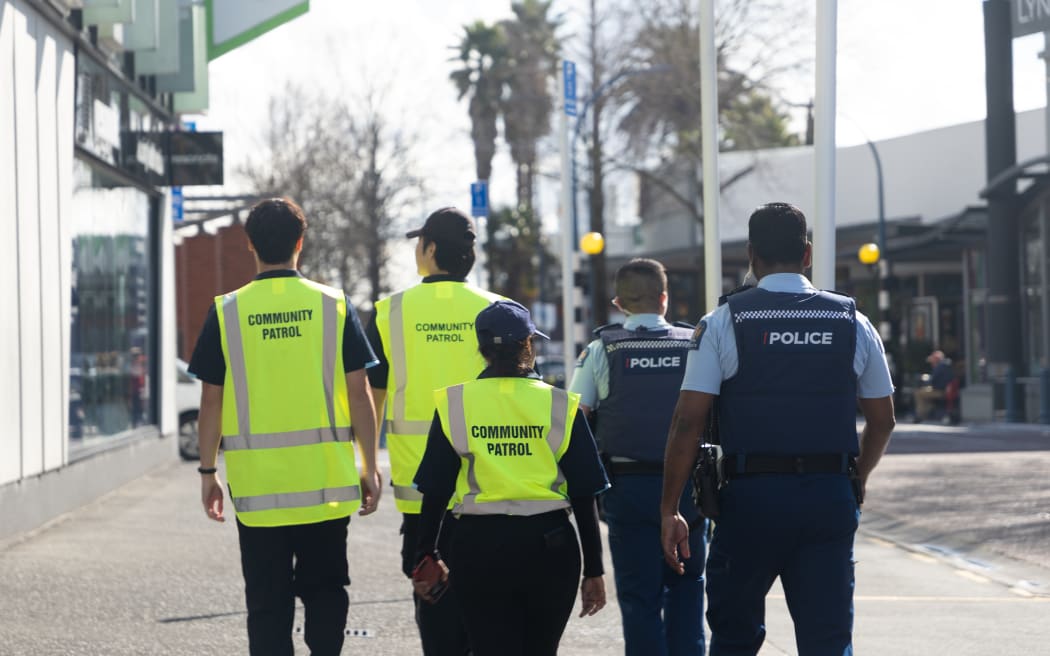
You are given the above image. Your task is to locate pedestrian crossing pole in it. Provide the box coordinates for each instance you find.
[813,0,838,289]
[700,0,722,312]
[559,60,578,388]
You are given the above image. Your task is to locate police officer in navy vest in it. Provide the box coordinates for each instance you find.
[570,258,705,656]
[661,203,896,656]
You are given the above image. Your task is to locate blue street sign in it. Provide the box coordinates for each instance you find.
[563,60,576,117]
[470,180,489,217]
[172,186,184,221]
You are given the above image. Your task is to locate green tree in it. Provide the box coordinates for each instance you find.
[483,206,551,305]
[449,21,508,183]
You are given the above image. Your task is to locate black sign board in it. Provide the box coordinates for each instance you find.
[168,131,224,186]
[121,131,169,187]
[1011,0,1050,37]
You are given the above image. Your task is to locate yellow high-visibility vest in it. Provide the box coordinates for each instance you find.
[374,282,502,513]
[216,275,362,527]
[434,378,578,516]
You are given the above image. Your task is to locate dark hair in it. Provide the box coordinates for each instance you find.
[244,197,307,265]
[424,237,476,278]
[615,258,667,312]
[748,202,808,266]
[479,337,534,376]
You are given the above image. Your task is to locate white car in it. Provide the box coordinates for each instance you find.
[176,359,202,460]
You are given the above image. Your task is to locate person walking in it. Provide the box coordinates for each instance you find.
[412,300,609,656]
[569,258,705,656]
[366,206,502,654]
[190,197,381,656]
[661,202,896,656]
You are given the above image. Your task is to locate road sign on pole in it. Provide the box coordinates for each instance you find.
[172,186,184,221]
[470,180,489,217]
[1011,0,1050,37]
[563,60,577,117]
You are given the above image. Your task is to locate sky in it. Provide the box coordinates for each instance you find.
[187,0,1049,254]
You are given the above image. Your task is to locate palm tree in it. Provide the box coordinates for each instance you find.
[450,21,508,184]
[500,0,561,212]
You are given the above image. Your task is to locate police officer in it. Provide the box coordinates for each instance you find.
[190,197,381,656]
[569,258,705,656]
[660,202,896,656]
[366,206,502,654]
[412,300,609,656]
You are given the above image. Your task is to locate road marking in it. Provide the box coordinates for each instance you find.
[866,537,896,549]
[909,552,939,564]
[770,594,1048,602]
[955,570,991,584]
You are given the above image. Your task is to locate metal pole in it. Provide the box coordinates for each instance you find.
[866,139,891,342]
[559,61,577,389]
[700,0,721,312]
[813,0,838,289]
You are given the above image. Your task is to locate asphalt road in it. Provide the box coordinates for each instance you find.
[1,421,1048,655]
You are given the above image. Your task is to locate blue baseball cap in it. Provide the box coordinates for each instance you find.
[475,300,550,346]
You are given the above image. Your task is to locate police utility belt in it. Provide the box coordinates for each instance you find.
[693,450,860,519]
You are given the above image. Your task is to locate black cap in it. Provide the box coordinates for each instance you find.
[475,300,550,346]
[405,207,477,246]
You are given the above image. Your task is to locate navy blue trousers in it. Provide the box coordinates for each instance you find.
[706,474,860,656]
[604,473,706,656]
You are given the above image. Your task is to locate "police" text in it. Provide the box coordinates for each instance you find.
[764,331,833,345]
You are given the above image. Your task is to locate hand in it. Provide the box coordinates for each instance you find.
[201,473,225,522]
[411,557,449,604]
[359,470,382,516]
[661,512,690,574]
[579,576,606,617]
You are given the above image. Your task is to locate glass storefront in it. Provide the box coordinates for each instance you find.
[69,158,156,452]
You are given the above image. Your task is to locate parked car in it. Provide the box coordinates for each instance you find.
[176,359,202,461]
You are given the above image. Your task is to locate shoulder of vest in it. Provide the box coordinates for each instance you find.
[718,284,755,306]
[593,322,624,336]
[671,320,695,329]
[820,289,855,300]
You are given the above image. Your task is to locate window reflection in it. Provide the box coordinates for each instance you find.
[70,159,154,449]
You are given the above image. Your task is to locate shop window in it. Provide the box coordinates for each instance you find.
[69,159,156,452]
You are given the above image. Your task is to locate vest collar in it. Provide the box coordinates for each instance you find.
[422,274,467,283]
[255,269,303,281]
[623,314,670,331]
[477,366,541,380]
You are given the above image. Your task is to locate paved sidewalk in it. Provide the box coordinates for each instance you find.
[1,429,1049,655]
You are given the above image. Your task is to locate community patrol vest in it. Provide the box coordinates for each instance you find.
[434,378,578,516]
[719,287,859,456]
[594,323,694,463]
[216,276,361,527]
[374,282,503,513]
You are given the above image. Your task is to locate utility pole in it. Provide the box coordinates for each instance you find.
[587,0,609,326]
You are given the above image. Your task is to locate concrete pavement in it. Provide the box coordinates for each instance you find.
[1,422,1048,655]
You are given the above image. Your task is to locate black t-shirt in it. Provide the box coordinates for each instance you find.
[364,274,468,390]
[188,270,377,385]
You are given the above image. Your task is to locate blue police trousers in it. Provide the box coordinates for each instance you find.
[603,473,706,656]
[705,473,859,656]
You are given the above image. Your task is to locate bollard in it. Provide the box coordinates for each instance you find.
[1041,368,1050,425]
[1004,366,1020,423]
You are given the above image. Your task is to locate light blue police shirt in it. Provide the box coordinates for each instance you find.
[569,313,672,409]
[680,273,894,399]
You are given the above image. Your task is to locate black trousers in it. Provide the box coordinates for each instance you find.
[236,516,350,656]
[448,511,581,656]
[401,513,471,656]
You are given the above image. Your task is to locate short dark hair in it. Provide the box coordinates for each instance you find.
[748,202,808,266]
[480,337,535,376]
[244,197,307,265]
[425,236,476,278]
[615,258,667,312]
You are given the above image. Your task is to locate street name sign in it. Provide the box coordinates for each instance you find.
[1012,0,1050,37]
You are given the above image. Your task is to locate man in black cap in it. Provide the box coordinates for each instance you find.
[366,207,503,655]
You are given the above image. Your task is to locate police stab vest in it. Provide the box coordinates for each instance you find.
[594,324,694,463]
[375,281,503,513]
[434,378,578,516]
[216,276,362,527]
[719,287,859,456]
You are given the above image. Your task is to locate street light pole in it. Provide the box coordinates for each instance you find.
[863,138,891,343]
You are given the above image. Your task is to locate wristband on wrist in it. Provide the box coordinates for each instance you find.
[197,466,217,475]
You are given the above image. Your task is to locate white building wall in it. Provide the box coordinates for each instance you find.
[0,0,75,486]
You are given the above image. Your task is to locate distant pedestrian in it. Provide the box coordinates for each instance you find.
[190,197,381,656]
[913,350,956,422]
[661,202,896,655]
[569,258,705,656]
[413,300,609,656]
[366,206,502,654]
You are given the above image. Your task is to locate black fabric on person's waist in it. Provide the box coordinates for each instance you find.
[604,460,663,476]
[722,453,855,477]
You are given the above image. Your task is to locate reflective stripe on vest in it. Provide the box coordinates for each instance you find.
[393,484,424,502]
[221,292,349,445]
[446,384,570,515]
[388,292,411,435]
[233,485,362,513]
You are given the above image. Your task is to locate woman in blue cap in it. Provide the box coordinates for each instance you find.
[412,300,609,656]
